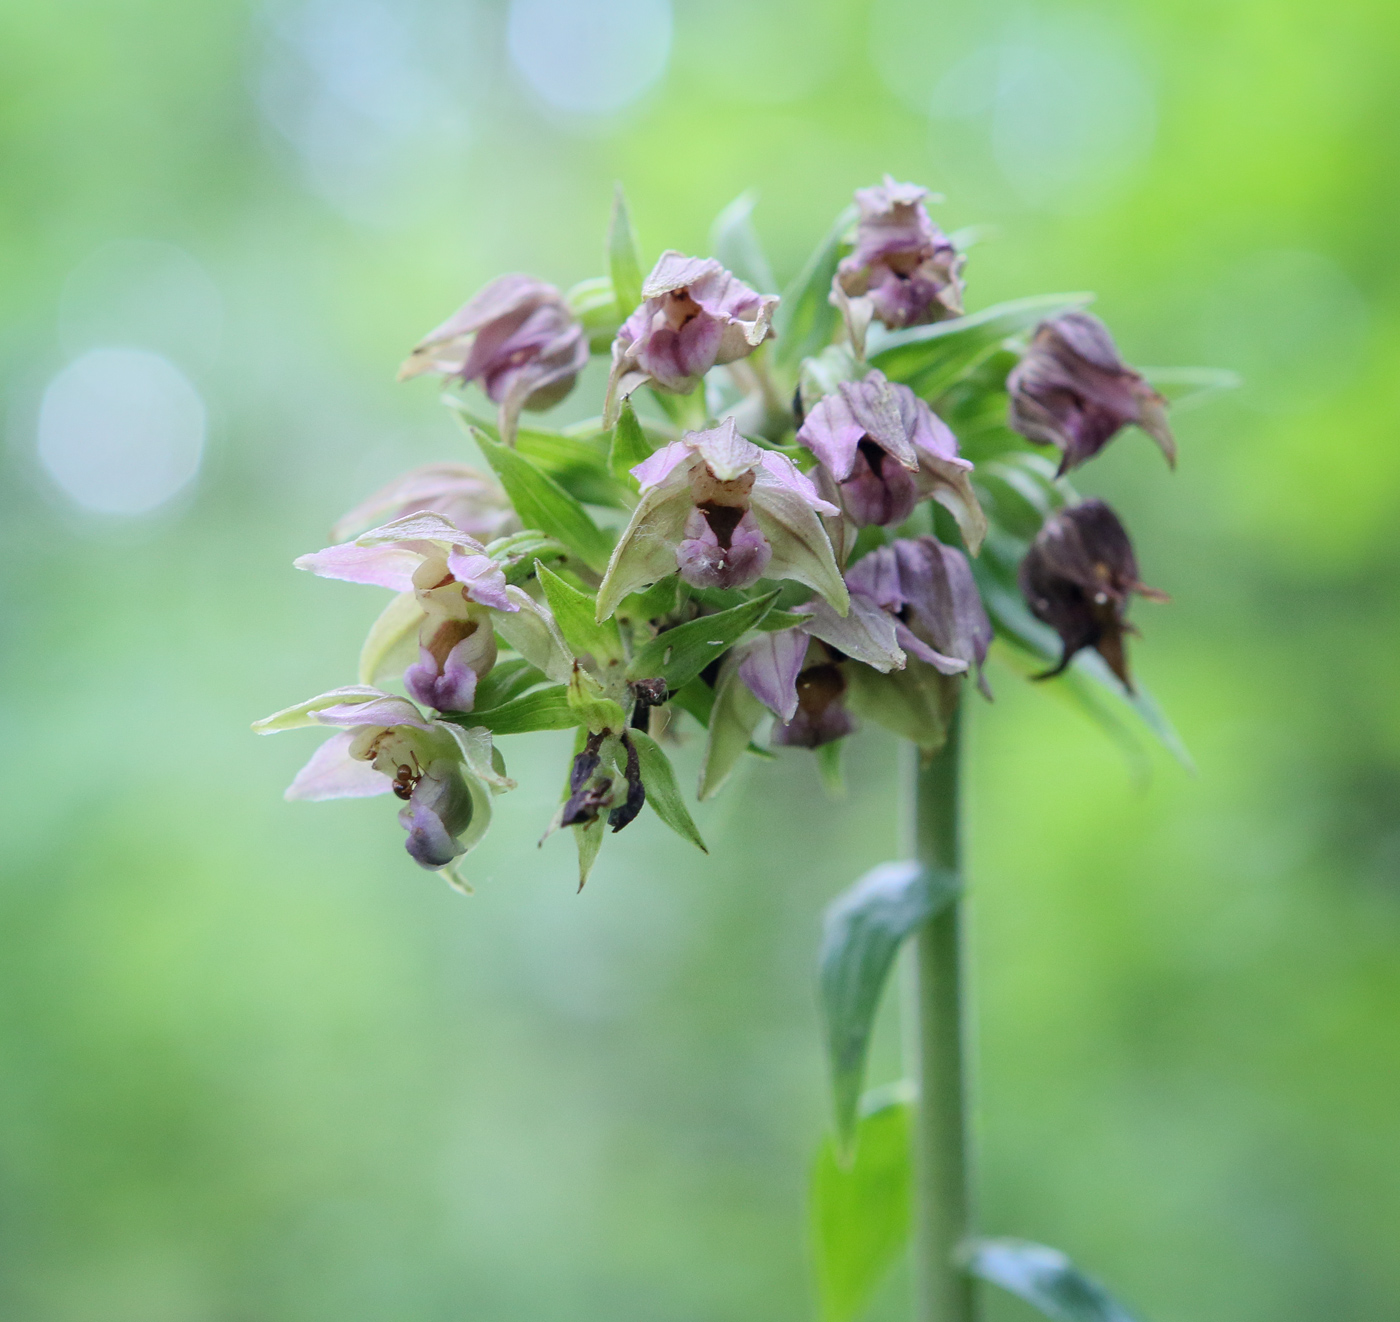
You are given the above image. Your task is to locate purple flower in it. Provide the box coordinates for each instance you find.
[295,512,517,713]
[1007,312,1175,474]
[253,688,513,876]
[331,464,519,543]
[1018,499,1167,690]
[595,417,848,620]
[770,661,855,749]
[797,369,986,551]
[833,177,964,350]
[605,252,778,417]
[399,275,589,444]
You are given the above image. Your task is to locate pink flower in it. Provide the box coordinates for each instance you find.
[331,464,519,543]
[399,275,588,443]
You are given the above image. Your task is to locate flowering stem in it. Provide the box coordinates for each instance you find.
[907,703,978,1322]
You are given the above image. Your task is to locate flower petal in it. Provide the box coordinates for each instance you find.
[446,548,513,610]
[804,592,906,672]
[285,731,391,801]
[294,543,422,591]
[594,484,695,621]
[253,686,390,734]
[749,485,850,616]
[735,627,809,721]
[358,590,425,686]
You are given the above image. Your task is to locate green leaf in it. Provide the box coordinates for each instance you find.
[566,275,623,353]
[608,182,645,318]
[442,685,580,735]
[820,860,960,1148]
[628,729,707,852]
[535,562,623,665]
[961,1239,1142,1322]
[472,428,615,574]
[697,667,764,799]
[573,818,605,891]
[1140,365,1242,411]
[626,590,779,690]
[671,676,716,729]
[811,1087,914,1322]
[816,739,845,798]
[514,426,632,509]
[617,575,679,624]
[610,396,655,484]
[869,293,1094,401]
[774,203,858,369]
[471,657,548,710]
[710,190,776,293]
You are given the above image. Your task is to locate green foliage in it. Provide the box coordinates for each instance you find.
[710,190,776,294]
[609,396,655,484]
[608,182,645,318]
[629,730,707,852]
[773,204,857,369]
[443,685,579,735]
[535,563,624,666]
[472,428,615,574]
[626,591,779,690]
[811,1088,914,1322]
[819,861,960,1147]
[961,1239,1142,1322]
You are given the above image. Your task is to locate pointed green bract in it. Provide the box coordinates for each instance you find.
[472,428,614,574]
[628,730,707,853]
[710,190,776,294]
[820,860,960,1148]
[811,1088,914,1322]
[870,292,1094,401]
[626,590,779,690]
[609,396,654,484]
[535,562,624,666]
[573,817,605,890]
[608,182,644,320]
[1140,364,1243,411]
[961,1239,1143,1322]
[697,665,764,799]
[774,203,857,370]
[441,685,580,735]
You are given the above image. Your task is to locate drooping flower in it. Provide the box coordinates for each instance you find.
[398,275,589,444]
[331,464,519,543]
[604,253,778,418]
[833,177,964,352]
[1007,312,1175,475]
[770,656,855,749]
[797,369,986,551]
[252,688,511,874]
[595,417,849,620]
[1018,499,1167,689]
[295,512,516,713]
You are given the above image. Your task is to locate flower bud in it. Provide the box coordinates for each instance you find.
[605,253,778,419]
[834,178,964,345]
[399,275,589,444]
[331,464,519,543]
[771,659,855,749]
[1007,312,1175,474]
[1018,499,1168,689]
[796,369,985,551]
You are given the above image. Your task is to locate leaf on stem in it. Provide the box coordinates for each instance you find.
[626,590,779,690]
[961,1239,1143,1322]
[774,203,858,370]
[696,665,764,799]
[441,685,580,735]
[472,427,615,574]
[628,729,708,852]
[610,396,655,485]
[820,860,960,1148]
[811,1086,914,1322]
[869,293,1094,401]
[609,182,645,319]
[535,562,624,666]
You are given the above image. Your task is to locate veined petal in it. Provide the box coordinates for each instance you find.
[804,593,906,672]
[294,543,422,591]
[756,450,839,515]
[749,486,849,616]
[313,694,433,730]
[440,722,517,793]
[253,685,390,734]
[735,628,808,721]
[356,511,480,547]
[687,417,762,481]
[632,440,695,492]
[285,731,391,801]
[895,622,967,675]
[595,484,694,620]
[359,590,425,686]
[916,456,987,555]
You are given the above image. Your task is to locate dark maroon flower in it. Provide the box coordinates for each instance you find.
[1019,499,1168,690]
[1007,312,1175,475]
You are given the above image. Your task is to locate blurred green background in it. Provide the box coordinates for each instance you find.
[3,0,1398,1319]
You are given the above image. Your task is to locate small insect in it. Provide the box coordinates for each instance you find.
[390,758,421,800]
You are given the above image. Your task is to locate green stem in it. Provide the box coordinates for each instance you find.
[908,705,977,1322]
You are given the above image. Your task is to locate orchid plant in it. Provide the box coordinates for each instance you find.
[256,178,1232,1322]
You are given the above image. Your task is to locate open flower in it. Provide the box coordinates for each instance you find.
[398,275,589,444]
[295,512,516,713]
[331,464,519,543]
[1019,499,1167,689]
[605,253,778,418]
[1007,312,1175,474]
[797,369,986,551]
[595,417,848,620]
[253,688,511,873]
[833,177,964,352]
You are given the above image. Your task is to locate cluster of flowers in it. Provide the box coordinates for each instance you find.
[257,177,1177,889]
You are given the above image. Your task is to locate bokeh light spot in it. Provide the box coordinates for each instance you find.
[37,349,206,516]
[506,0,671,117]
